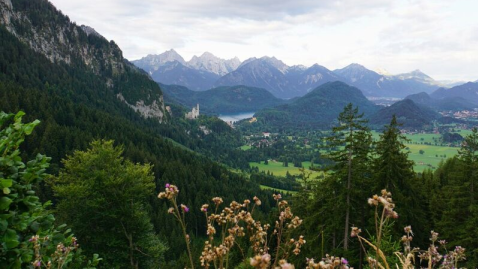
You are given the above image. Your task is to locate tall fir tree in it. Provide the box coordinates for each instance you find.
[326,103,372,251]
[373,115,427,245]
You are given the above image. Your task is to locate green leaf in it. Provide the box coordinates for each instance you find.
[23,120,40,135]
[4,229,19,248]
[0,219,8,231]
[0,197,12,210]
[0,178,12,188]
[3,187,10,194]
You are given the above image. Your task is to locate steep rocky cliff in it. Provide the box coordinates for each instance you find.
[0,0,166,121]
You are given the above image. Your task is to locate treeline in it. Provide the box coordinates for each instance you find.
[289,105,478,267]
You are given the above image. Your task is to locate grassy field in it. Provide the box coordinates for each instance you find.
[371,130,461,172]
[250,161,324,178]
[240,145,252,150]
[406,144,459,172]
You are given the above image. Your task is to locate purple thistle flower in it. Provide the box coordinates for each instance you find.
[341,258,348,265]
[181,204,189,213]
[165,183,170,188]
[36,261,41,267]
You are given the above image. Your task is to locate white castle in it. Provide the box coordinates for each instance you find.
[185,104,199,119]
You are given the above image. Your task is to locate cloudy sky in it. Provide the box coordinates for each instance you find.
[50,0,477,81]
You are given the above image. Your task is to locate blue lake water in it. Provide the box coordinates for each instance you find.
[218,112,255,123]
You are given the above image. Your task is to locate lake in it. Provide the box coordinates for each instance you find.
[218,112,255,123]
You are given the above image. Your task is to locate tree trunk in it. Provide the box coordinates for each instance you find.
[344,140,353,250]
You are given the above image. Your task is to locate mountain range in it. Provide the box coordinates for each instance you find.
[431,82,478,105]
[133,50,455,99]
[405,91,478,112]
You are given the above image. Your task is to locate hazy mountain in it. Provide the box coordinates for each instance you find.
[133,50,241,90]
[294,64,343,94]
[334,64,440,97]
[152,61,220,91]
[215,57,341,98]
[369,99,441,128]
[405,92,477,111]
[334,64,384,96]
[431,82,478,105]
[133,51,447,99]
[214,57,294,98]
[188,52,241,76]
[394,70,436,85]
[252,81,379,129]
[132,49,186,74]
[161,84,285,114]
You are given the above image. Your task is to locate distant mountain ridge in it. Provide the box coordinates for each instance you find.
[132,50,240,90]
[133,50,458,99]
[405,92,477,111]
[334,64,441,98]
[431,82,478,105]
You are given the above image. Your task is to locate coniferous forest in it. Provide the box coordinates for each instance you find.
[1,0,477,268]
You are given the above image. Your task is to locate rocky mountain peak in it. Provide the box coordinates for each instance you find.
[187,52,241,76]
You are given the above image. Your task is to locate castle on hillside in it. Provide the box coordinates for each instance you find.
[185,104,199,119]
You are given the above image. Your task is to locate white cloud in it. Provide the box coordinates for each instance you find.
[49,0,478,81]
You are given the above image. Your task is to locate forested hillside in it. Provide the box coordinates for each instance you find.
[161,84,285,114]
[245,81,379,131]
[0,0,275,267]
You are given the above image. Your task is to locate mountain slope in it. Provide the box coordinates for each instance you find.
[431,82,478,105]
[251,81,379,130]
[132,49,186,74]
[369,99,441,128]
[161,84,285,114]
[0,0,166,121]
[405,92,477,111]
[215,57,342,98]
[334,64,440,97]
[214,57,293,98]
[151,61,220,91]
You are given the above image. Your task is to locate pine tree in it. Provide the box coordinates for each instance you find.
[372,115,427,244]
[373,115,414,192]
[324,103,372,251]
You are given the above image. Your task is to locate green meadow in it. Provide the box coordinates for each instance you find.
[372,130,461,172]
[250,161,324,178]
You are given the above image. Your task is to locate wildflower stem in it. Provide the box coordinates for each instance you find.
[173,199,195,269]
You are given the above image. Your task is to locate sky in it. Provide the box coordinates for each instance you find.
[50,0,478,81]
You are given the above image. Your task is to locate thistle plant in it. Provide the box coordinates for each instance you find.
[27,234,101,268]
[158,184,195,269]
[351,189,466,269]
[159,184,306,268]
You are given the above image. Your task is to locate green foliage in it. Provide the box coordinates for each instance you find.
[369,99,440,129]
[0,111,97,268]
[50,140,167,268]
[429,128,478,265]
[161,84,285,115]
